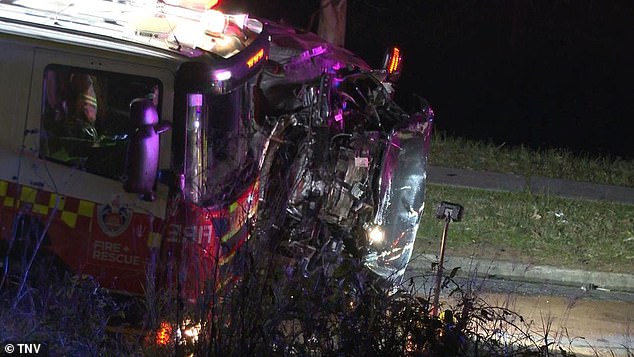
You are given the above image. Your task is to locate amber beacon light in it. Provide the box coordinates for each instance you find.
[382,46,402,82]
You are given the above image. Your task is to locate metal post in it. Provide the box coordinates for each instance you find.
[431,216,451,317]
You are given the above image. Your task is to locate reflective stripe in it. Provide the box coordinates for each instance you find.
[61,211,78,228]
[78,200,95,217]
[19,186,37,202]
[3,197,14,208]
[147,231,162,248]
[80,93,98,108]
[49,194,64,210]
[0,180,95,228]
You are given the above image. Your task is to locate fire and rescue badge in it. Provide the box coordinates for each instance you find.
[97,197,133,237]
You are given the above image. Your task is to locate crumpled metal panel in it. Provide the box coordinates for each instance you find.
[363,123,431,285]
[265,21,371,79]
[258,20,372,113]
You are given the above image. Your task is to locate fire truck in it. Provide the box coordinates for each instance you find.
[0,0,269,302]
[0,0,433,339]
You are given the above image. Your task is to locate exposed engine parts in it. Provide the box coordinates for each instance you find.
[259,63,434,286]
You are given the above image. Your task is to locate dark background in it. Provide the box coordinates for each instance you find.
[226,1,634,159]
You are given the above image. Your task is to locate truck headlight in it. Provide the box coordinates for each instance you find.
[367,225,384,245]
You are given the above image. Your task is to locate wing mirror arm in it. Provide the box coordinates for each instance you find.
[124,99,171,201]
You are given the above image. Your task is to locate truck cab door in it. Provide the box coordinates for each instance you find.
[17,48,174,294]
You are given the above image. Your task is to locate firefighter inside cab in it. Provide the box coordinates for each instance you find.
[42,68,158,179]
[61,73,100,145]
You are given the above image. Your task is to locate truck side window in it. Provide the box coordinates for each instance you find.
[40,65,162,181]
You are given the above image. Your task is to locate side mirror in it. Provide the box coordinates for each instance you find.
[124,98,171,201]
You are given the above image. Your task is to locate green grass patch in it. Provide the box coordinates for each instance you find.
[416,184,634,274]
[428,132,634,188]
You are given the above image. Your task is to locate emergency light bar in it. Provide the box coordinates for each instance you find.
[2,0,259,59]
[162,0,220,10]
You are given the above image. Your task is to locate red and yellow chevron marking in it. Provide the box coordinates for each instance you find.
[166,179,260,301]
[217,180,258,267]
[221,184,258,244]
[0,180,94,229]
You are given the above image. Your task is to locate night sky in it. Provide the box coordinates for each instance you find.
[226,1,634,159]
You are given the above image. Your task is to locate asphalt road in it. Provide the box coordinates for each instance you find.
[404,272,633,356]
[480,288,633,357]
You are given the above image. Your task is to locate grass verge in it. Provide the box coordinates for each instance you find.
[417,132,634,273]
[428,132,634,188]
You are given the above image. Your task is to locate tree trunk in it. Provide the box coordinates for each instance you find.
[318,0,347,47]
